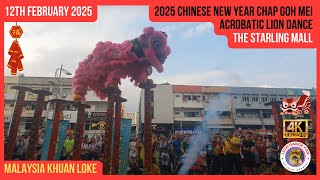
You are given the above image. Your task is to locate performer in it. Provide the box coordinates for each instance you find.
[223,130,243,174]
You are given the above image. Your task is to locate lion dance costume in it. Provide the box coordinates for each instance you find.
[73,26,171,102]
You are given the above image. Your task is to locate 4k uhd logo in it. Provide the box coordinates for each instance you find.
[283,119,308,138]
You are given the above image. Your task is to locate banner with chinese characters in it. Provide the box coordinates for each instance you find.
[41,119,69,160]
[118,118,132,174]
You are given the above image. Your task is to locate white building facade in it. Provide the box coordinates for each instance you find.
[139,83,316,135]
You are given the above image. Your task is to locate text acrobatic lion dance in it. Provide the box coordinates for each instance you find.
[72,27,171,102]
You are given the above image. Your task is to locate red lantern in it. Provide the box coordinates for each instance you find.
[9,25,23,38]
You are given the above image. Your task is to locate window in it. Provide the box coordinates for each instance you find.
[175,94,180,98]
[233,96,238,99]
[4,122,10,129]
[175,112,180,115]
[192,95,201,101]
[183,95,192,101]
[270,97,277,101]
[10,104,14,107]
[251,97,259,102]
[4,116,10,122]
[237,113,245,118]
[248,113,257,118]
[24,119,33,130]
[262,113,272,118]
[242,96,249,102]
[261,96,268,102]
[184,112,200,117]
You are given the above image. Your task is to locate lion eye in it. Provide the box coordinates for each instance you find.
[153,40,161,49]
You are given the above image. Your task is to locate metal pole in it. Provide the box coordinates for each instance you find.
[5,86,32,160]
[102,87,116,175]
[112,91,127,174]
[139,79,156,174]
[59,65,63,98]
[26,90,52,160]
[72,102,91,160]
[44,82,54,125]
[47,99,66,160]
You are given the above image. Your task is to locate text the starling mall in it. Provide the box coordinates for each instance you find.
[233,33,313,43]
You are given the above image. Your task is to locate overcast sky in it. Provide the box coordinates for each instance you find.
[4,6,316,112]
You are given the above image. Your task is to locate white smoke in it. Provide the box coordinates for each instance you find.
[178,94,230,174]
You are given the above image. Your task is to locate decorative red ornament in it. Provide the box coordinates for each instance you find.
[8,40,24,75]
[9,25,23,38]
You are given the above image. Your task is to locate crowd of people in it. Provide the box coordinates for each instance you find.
[127,129,317,175]
[10,128,317,175]
[11,131,105,161]
[12,132,44,160]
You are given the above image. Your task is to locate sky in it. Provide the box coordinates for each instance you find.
[4,6,316,112]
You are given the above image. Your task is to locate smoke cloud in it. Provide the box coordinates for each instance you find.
[178,94,230,174]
